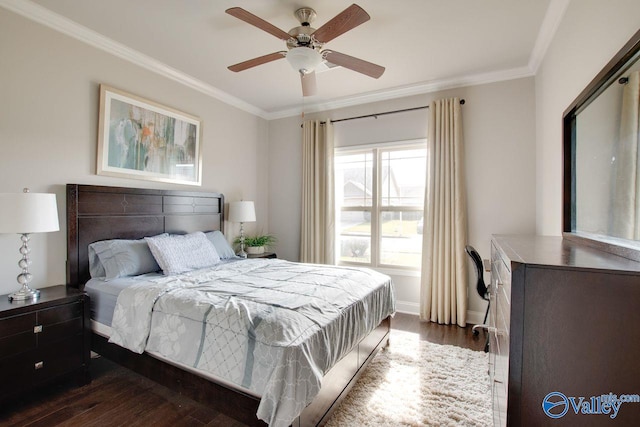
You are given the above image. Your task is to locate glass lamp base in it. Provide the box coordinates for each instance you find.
[8,286,40,302]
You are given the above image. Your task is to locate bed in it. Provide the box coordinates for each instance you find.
[66,184,394,426]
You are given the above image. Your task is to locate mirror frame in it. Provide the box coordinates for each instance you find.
[563,28,640,261]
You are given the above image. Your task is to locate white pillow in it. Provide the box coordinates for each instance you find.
[145,232,220,275]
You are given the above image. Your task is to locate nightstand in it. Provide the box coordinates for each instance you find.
[0,285,90,403]
[247,252,277,259]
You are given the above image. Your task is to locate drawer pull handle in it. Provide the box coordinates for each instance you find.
[34,325,43,334]
[34,361,44,370]
[494,378,503,384]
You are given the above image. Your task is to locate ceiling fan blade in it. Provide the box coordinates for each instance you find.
[312,4,370,43]
[226,7,292,41]
[228,52,286,72]
[324,50,385,78]
[301,72,317,97]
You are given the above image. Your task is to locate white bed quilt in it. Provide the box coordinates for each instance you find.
[109,259,395,427]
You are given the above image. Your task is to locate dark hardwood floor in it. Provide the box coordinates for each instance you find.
[0,314,487,426]
[392,312,487,351]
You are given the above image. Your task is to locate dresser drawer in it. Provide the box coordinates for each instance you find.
[488,330,498,380]
[492,380,501,427]
[491,240,512,427]
[496,283,510,333]
[493,378,507,427]
[494,330,509,392]
[493,261,511,301]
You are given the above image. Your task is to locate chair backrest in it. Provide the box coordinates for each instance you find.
[465,245,489,299]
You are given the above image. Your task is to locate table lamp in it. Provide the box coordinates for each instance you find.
[228,201,255,258]
[0,189,60,301]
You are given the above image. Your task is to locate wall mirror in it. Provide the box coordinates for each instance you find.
[563,29,640,261]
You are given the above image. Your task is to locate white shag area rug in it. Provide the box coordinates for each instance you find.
[325,330,492,427]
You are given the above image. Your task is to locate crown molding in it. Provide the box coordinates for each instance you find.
[0,0,269,119]
[2,0,566,121]
[528,0,571,74]
[266,65,535,120]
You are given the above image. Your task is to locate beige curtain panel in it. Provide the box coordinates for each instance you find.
[420,98,468,326]
[300,120,335,264]
[612,70,640,239]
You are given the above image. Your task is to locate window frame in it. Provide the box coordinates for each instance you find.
[335,139,427,271]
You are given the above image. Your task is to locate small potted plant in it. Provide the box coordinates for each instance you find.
[236,234,276,255]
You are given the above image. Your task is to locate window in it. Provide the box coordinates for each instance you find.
[335,143,426,269]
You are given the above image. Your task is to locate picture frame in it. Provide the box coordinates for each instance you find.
[97,84,202,186]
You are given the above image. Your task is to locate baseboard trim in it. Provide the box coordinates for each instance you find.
[465,310,487,327]
[394,300,487,327]
[395,301,420,315]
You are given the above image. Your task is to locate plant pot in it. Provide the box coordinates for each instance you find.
[246,246,265,255]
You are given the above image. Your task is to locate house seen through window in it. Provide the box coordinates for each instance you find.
[335,143,426,269]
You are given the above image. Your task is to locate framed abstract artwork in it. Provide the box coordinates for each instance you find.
[97,85,202,186]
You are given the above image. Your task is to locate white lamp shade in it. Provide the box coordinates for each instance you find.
[286,47,322,73]
[228,201,256,223]
[0,192,59,234]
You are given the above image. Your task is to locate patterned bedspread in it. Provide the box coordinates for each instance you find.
[109,259,395,426]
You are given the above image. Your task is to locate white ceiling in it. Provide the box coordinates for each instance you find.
[3,0,566,119]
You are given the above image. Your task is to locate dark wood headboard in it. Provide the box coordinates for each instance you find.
[66,184,224,288]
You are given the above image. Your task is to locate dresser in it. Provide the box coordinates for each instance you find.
[0,285,91,402]
[489,235,640,426]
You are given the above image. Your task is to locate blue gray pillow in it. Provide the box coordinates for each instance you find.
[205,231,237,259]
[88,233,167,280]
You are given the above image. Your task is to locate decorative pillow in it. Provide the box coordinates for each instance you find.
[146,232,220,275]
[205,231,237,259]
[89,234,167,280]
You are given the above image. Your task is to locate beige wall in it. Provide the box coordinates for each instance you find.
[268,77,537,319]
[9,1,636,321]
[535,0,640,235]
[0,9,268,295]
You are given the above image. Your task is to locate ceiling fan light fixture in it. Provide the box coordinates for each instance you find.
[286,47,322,74]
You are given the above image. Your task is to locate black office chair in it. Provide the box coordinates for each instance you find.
[465,245,490,352]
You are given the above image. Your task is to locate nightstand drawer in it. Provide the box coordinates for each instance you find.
[0,312,36,337]
[0,286,91,403]
[39,317,83,346]
[0,331,36,359]
[0,303,82,358]
[34,336,84,382]
[0,336,83,396]
[37,303,83,347]
[0,312,38,359]
[38,302,82,326]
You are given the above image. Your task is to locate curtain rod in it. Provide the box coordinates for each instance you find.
[318,99,465,125]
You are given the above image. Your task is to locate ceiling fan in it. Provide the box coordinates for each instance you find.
[225,4,385,97]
